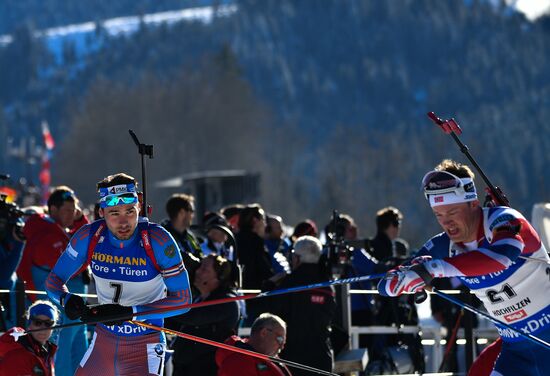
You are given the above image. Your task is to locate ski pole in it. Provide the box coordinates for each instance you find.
[432,288,550,350]
[28,272,385,333]
[128,130,154,217]
[427,112,510,206]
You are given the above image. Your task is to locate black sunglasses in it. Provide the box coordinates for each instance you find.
[31,318,55,328]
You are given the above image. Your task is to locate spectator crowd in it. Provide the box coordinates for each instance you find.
[0,177,469,376]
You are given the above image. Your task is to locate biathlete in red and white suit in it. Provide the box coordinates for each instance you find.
[45,173,192,376]
[378,160,550,376]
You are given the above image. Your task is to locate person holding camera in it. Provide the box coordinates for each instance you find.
[0,192,25,330]
[367,207,425,374]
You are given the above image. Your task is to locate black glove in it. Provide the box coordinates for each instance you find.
[61,293,88,320]
[409,263,434,285]
[85,304,134,326]
[409,263,433,304]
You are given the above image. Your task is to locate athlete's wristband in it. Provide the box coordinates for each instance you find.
[410,263,434,285]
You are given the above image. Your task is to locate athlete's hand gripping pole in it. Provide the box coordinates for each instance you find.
[60,293,88,320]
[128,130,153,218]
[427,111,510,207]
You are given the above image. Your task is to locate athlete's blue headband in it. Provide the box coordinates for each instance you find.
[98,183,138,208]
[29,303,56,320]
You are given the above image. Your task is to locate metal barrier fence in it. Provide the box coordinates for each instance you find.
[0,285,498,373]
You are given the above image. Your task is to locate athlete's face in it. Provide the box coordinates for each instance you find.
[432,201,480,243]
[100,203,140,240]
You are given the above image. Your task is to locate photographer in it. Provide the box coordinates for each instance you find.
[367,207,425,374]
[324,213,378,356]
[0,187,25,330]
[323,213,359,279]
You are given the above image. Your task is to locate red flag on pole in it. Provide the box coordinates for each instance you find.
[39,159,51,187]
[39,121,55,202]
[41,121,55,150]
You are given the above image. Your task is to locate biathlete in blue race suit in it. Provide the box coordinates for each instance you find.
[45,173,192,376]
[378,159,550,376]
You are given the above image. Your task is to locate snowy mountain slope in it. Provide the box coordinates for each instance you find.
[0,4,237,63]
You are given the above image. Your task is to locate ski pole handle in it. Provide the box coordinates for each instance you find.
[427,112,510,206]
[414,284,433,304]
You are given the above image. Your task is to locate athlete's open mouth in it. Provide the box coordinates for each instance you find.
[447,227,459,237]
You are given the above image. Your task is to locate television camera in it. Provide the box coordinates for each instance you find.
[324,210,372,277]
[0,174,25,241]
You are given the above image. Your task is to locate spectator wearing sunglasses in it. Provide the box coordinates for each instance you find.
[16,186,89,376]
[45,173,192,376]
[216,313,291,376]
[0,300,59,376]
[378,159,550,376]
[371,206,406,262]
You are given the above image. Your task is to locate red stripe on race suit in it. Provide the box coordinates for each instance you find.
[388,275,399,294]
[404,277,424,292]
[444,251,508,276]
[517,218,542,255]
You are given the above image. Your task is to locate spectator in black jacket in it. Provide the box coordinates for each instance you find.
[166,255,240,376]
[265,236,336,375]
[236,204,282,324]
[161,193,202,280]
[368,206,425,373]
[371,206,407,263]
